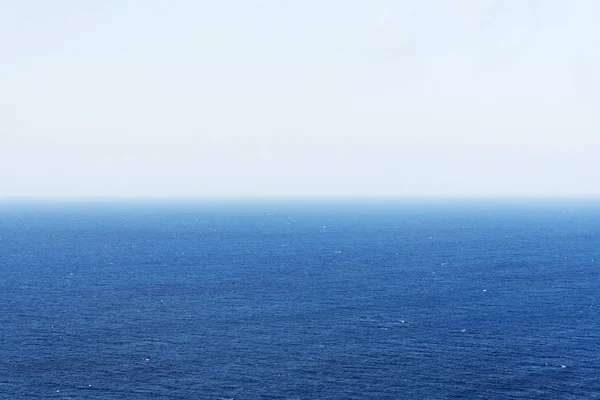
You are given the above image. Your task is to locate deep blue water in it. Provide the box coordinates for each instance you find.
[1,199,600,399]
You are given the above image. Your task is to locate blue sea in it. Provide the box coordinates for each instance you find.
[1,199,599,399]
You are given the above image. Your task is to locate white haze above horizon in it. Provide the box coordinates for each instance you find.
[2,1,599,197]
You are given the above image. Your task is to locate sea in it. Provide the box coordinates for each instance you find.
[1,199,599,399]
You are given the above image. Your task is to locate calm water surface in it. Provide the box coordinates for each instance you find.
[1,200,599,399]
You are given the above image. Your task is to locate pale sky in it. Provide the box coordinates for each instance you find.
[2,0,599,197]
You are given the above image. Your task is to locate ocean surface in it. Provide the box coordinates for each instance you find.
[1,199,599,399]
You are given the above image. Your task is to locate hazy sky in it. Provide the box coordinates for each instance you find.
[2,1,599,197]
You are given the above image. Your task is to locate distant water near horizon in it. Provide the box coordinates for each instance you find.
[1,199,599,399]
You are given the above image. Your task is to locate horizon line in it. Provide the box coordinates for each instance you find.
[2,195,600,202]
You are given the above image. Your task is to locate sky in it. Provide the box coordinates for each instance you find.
[1,0,599,197]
